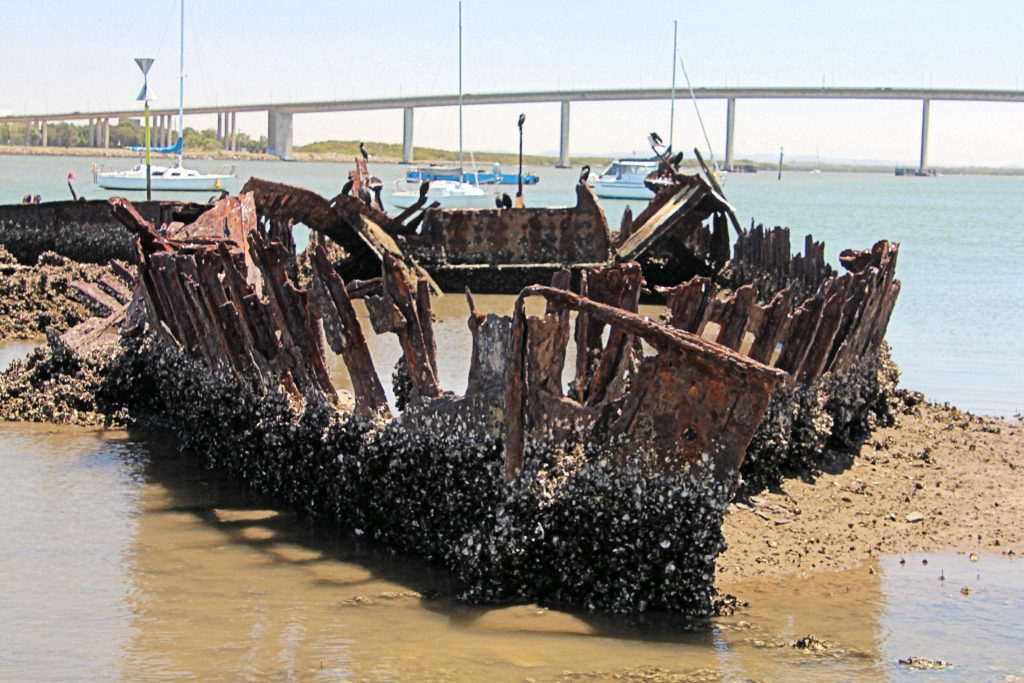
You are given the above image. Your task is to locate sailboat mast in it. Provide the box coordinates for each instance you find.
[458,0,463,177]
[669,20,677,151]
[177,0,184,167]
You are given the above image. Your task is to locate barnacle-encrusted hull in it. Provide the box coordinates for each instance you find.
[2,166,901,615]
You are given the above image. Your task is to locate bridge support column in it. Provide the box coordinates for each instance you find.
[268,108,294,160]
[402,107,414,164]
[558,100,570,168]
[163,115,170,146]
[216,112,223,144]
[230,112,237,151]
[40,119,47,147]
[103,118,110,149]
[919,99,930,172]
[89,118,96,148]
[725,97,736,172]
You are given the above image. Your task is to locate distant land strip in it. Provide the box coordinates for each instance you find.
[2,140,1022,176]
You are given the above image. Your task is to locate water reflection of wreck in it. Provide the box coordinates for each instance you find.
[10,157,902,615]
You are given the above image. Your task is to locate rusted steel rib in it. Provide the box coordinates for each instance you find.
[242,177,440,295]
[503,284,787,481]
[310,245,389,417]
[657,239,900,385]
[364,254,440,402]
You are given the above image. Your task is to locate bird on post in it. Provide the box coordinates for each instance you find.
[578,165,590,184]
[516,113,526,208]
[648,132,673,161]
[359,142,369,160]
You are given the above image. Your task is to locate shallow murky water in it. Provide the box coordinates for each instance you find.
[2,420,1023,680]
[2,338,1024,680]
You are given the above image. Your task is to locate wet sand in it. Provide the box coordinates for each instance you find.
[718,402,1024,585]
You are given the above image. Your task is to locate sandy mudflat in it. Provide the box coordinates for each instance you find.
[718,402,1023,585]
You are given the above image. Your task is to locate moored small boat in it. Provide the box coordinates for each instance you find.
[390,178,492,209]
[94,162,236,192]
[406,162,539,186]
[591,158,660,199]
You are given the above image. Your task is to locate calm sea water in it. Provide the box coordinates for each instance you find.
[2,154,1023,680]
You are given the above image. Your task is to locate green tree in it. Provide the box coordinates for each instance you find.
[183,127,223,152]
[109,118,143,148]
[50,122,87,147]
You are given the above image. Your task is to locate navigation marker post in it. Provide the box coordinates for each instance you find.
[135,57,155,200]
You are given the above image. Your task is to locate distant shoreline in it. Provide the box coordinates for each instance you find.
[2,143,1022,176]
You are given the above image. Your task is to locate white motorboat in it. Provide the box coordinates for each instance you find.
[95,0,236,193]
[591,159,660,200]
[391,178,490,209]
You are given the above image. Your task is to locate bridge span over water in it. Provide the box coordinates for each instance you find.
[5,87,1023,170]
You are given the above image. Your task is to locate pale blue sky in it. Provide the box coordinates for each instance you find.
[3,1,1023,165]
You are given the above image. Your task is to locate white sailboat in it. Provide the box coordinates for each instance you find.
[95,0,235,192]
[391,0,487,209]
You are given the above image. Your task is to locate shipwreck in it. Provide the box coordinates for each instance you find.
[0,158,902,615]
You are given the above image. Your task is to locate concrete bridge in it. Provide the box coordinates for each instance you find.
[4,87,1023,171]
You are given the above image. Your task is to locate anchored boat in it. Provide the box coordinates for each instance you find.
[94,0,236,193]
[94,159,235,192]
[406,162,539,186]
[591,158,660,199]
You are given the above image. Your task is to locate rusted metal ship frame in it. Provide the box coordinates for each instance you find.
[53,157,901,490]
[92,192,785,489]
[251,157,742,294]
[23,156,903,615]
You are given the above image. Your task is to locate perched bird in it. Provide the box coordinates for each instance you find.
[501,193,513,209]
[357,185,372,207]
[340,179,354,196]
[648,131,663,148]
[418,180,430,200]
[668,151,684,168]
[359,142,369,160]
[495,195,503,208]
[578,165,591,183]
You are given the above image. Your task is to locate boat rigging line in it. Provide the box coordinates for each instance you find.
[678,48,719,175]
